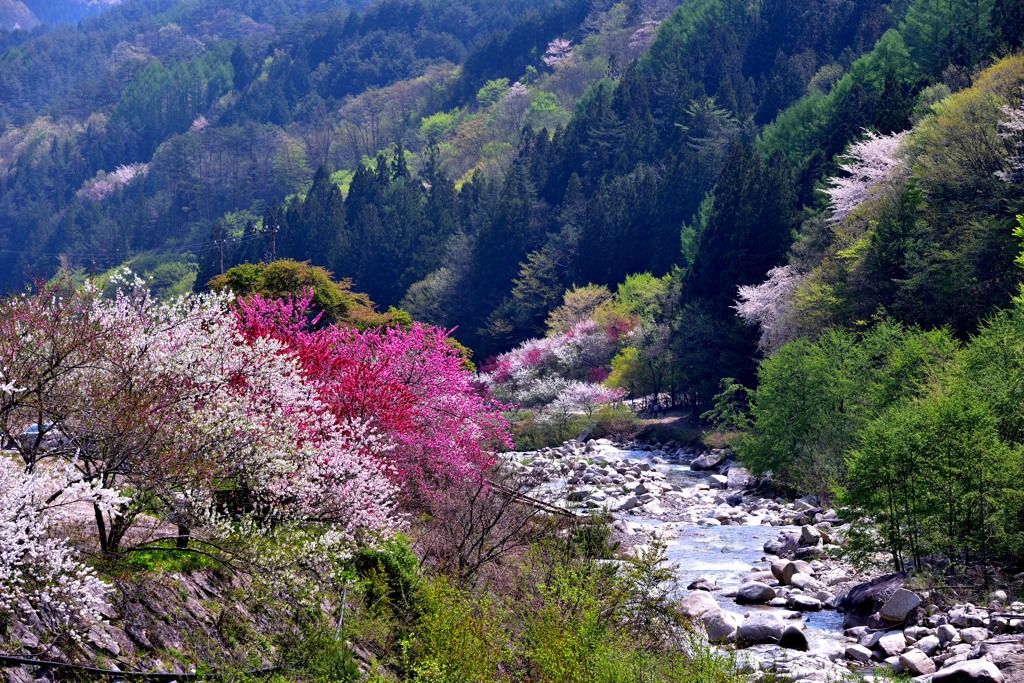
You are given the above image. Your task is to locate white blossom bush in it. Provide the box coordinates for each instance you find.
[734,265,805,353]
[0,457,122,640]
[821,130,909,222]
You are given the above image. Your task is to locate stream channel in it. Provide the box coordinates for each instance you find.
[612,448,847,653]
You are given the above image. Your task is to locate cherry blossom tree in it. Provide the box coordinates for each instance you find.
[543,39,573,68]
[734,265,805,353]
[821,130,908,222]
[481,319,620,411]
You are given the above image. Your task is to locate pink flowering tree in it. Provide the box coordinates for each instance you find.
[734,265,805,353]
[234,292,512,502]
[821,130,909,222]
[542,38,573,68]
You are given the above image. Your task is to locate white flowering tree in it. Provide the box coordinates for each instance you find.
[0,379,121,641]
[997,101,1024,184]
[821,130,909,222]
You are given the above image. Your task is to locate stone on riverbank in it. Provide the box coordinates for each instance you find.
[779,625,809,651]
[736,612,785,645]
[880,588,922,623]
[736,582,776,604]
[703,610,741,642]
[932,659,1005,683]
[898,648,937,676]
[681,590,720,619]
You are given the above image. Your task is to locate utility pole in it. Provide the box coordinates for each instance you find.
[268,223,279,262]
[213,238,229,275]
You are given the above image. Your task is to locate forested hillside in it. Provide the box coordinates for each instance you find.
[4,0,1024,680]
[0,0,1022,385]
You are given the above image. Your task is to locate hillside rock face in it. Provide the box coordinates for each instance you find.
[2,571,302,682]
[0,0,40,31]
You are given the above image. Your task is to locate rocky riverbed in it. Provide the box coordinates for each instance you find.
[503,438,1024,683]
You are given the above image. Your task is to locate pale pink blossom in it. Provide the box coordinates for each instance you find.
[821,130,908,222]
[734,265,804,353]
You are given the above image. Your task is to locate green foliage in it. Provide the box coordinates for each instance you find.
[476,78,511,107]
[739,322,958,501]
[421,111,462,146]
[210,259,405,329]
[844,388,1020,571]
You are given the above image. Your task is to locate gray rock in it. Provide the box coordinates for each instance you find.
[681,590,721,619]
[880,588,922,623]
[779,625,809,651]
[938,624,958,643]
[736,612,785,645]
[898,648,936,676]
[877,632,907,658]
[916,634,941,656]
[846,644,874,663]
[959,627,989,644]
[800,525,822,545]
[839,572,908,628]
[782,560,814,585]
[690,451,727,471]
[709,474,729,489]
[726,467,752,489]
[736,582,777,604]
[787,595,823,612]
[932,660,1005,683]
[703,610,740,642]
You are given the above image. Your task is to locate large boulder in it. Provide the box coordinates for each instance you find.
[703,610,741,642]
[690,451,728,471]
[899,649,936,676]
[726,467,752,489]
[838,573,909,628]
[879,588,922,623]
[736,612,785,645]
[764,532,801,558]
[932,660,1005,683]
[781,560,814,585]
[877,632,907,658]
[681,590,721,619]
[735,582,776,605]
[779,625,809,651]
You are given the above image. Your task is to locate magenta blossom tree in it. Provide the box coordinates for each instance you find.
[235,292,512,502]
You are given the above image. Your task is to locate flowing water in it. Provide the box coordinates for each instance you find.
[619,452,847,650]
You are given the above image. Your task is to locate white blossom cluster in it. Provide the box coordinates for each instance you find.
[997,101,1024,184]
[821,130,908,222]
[77,162,151,201]
[0,458,122,640]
